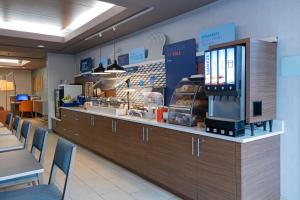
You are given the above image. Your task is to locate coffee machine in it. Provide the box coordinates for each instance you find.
[204,38,277,137]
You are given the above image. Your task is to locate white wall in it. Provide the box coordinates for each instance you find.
[32,67,48,100]
[0,69,32,110]
[75,0,300,199]
[47,53,76,128]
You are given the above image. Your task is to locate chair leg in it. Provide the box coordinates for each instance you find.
[21,112,23,118]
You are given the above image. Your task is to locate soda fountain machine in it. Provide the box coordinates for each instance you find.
[204,38,277,136]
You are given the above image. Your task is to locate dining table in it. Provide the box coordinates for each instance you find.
[0,150,44,186]
[0,135,23,153]
[0,127,12,136]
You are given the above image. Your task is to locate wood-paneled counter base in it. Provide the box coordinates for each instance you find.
[53,108,280,200]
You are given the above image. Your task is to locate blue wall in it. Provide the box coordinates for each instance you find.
[76,0,300,199]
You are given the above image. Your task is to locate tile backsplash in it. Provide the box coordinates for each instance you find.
[116,60,166,107]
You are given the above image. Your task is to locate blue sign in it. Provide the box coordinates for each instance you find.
[199,23,236,51]
[129,47,146,64]
[163,39,197,105]
[100,58,108,68]
[80,57,93,73]
[125,66,139,73]
[118,54,129,66]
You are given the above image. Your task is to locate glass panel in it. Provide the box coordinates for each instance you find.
[218,49,226,84]
[205,52,211,85]
[226,48,235,84]
[211,50,218,85]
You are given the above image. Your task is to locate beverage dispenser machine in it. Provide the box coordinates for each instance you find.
[204,38,277,136]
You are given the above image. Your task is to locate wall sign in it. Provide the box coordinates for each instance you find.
[199,23,236,51]
[124,66,139,73]
[129,47,146,64]
[163,39,197,105]
[80,57,93,73]
[118,54,129,66]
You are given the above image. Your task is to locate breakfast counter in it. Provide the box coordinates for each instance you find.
[52,106,282,200]
[60,106,284,143]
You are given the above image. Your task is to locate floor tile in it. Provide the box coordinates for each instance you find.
[101,190,136,200]
[83,176,119,195]
[1,118,181,200]
[131,188,169,200]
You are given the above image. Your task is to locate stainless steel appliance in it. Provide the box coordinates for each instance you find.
[205,45,246,137]
[54,84,83,118]
[54,89,63,118]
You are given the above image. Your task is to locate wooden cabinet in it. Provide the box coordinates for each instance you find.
[114,120,134,169]
[197,136,236,200]
[90,115,115,159]
[126,122,149,176]
[33,100,48,116]
[146,126,174,188]
[167,130,200,200]
[55,109,280,200]
[59,109,92,145]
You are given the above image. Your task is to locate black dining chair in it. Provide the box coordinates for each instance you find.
[0,138,76,200]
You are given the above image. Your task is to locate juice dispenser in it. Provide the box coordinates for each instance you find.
[205,46,246,137]
[204,38,277,137]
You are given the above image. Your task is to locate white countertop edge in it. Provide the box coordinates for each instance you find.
[61,107,284,143]
[52,117,62,122]
[0,145,24,153]
[0,169,44,182]
[0,129,12,135]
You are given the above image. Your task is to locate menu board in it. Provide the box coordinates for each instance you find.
[211,50,218,85]
[205,52,211,85]
[218,49,226,84]
[163,38,196,105]
[226,48,235,84]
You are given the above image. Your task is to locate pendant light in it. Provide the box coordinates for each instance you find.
[92,47,110,75]
[92,63,108,75]
[105,27,125,73]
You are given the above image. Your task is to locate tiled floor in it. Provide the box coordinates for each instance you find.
[3,118,182,200]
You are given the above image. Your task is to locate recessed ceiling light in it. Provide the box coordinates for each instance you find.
[0,58,19,64]
[37,45,45,48]
[0,58,30,66]
[62,1,114,36]
[22,67,25,69]
[0,1,115,37]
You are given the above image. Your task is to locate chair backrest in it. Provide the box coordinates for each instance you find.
[12,115,21,134]
[49,138,76,200]
[31,127,48,164]
[20,120,31,149]
[19,101,33,112]
[5,112,13,128]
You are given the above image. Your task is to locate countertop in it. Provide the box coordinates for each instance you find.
[60,107,284,143]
